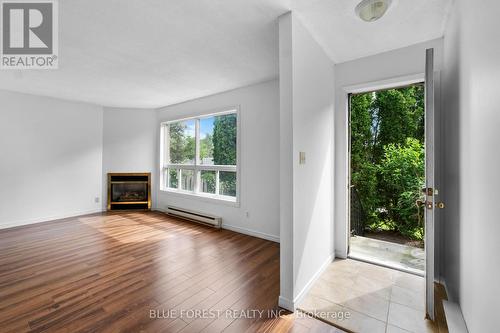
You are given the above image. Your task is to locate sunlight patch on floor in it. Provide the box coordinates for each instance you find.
[78,213,204,244]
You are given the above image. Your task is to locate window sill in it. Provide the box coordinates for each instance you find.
[159,188,240,207]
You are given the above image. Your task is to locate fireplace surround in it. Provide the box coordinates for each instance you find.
[107,173,151,211]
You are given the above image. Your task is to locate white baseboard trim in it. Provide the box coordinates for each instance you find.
[440,278,468,332]
[153,209,280,243]
[294,253,334,306]
[278,296,295,311]
[443,301,468,333]
[441,277,453,302]
[0,208,104,230]
[335,249,348,259]
[222,223,279,243]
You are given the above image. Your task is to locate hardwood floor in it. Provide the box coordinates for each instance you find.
[0,211,343,333]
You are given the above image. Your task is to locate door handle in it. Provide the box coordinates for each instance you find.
[416,200,435,210]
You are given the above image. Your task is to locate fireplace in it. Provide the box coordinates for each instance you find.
[107,173,151,211]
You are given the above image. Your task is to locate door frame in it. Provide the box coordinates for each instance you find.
[340,73,427,260]
[335,71,442,280]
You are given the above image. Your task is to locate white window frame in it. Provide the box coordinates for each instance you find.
[159,108,240,204]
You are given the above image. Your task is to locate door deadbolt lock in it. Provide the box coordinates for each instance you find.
[435,201,445,209]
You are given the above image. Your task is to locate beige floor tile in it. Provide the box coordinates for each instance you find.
[335,307,387,333]
[388,302,438,333]
[330,259,362,274]
[391,285,425,311]
[309,279,360,304]
[341,291,390,322]
[393,272,425,293]
[299,294,343,315]
[324,263,357,276]
[352,274,393,300]
[319,269,356,289]
[308,277,390,322]
[299,295,386,333]
[298,294,353,324]
[357,261,397,282]
[299,259,440,333]
[386,324,413,333]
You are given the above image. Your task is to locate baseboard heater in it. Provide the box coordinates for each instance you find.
[165,206,222,229]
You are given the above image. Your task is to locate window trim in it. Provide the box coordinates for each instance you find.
[159,107,241,204]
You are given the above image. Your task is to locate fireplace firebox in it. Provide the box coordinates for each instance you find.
[107,173,151,211]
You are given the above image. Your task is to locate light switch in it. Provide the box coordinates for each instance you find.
[299,152,306,164]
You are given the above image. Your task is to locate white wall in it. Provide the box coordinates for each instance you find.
[278,12,295,310]
[334,38,444,262]
[0,91,103,229]
[0,81,279,240]
[156,80,280,242]
[102,108,158,210]
[279,12,335,310]
[441,1,500,331]
[441,0,461,306]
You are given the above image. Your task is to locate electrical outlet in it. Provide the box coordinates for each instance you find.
[246,211,250,218]
[94,197,100,203]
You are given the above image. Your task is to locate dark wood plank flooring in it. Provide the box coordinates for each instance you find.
[0,212,342,333]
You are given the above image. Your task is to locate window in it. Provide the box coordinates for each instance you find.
[160,110,238,202]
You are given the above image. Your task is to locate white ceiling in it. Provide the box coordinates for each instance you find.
[293,0,453,63]
[0,0,452,108]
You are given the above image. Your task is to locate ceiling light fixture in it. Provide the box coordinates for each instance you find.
[355,0,392,22]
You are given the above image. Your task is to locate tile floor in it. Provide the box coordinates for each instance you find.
[298,259,446,333]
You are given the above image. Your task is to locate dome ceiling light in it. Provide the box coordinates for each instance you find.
[355,0,392,22]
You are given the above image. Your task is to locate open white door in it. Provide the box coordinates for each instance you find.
[424,48,435,320]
